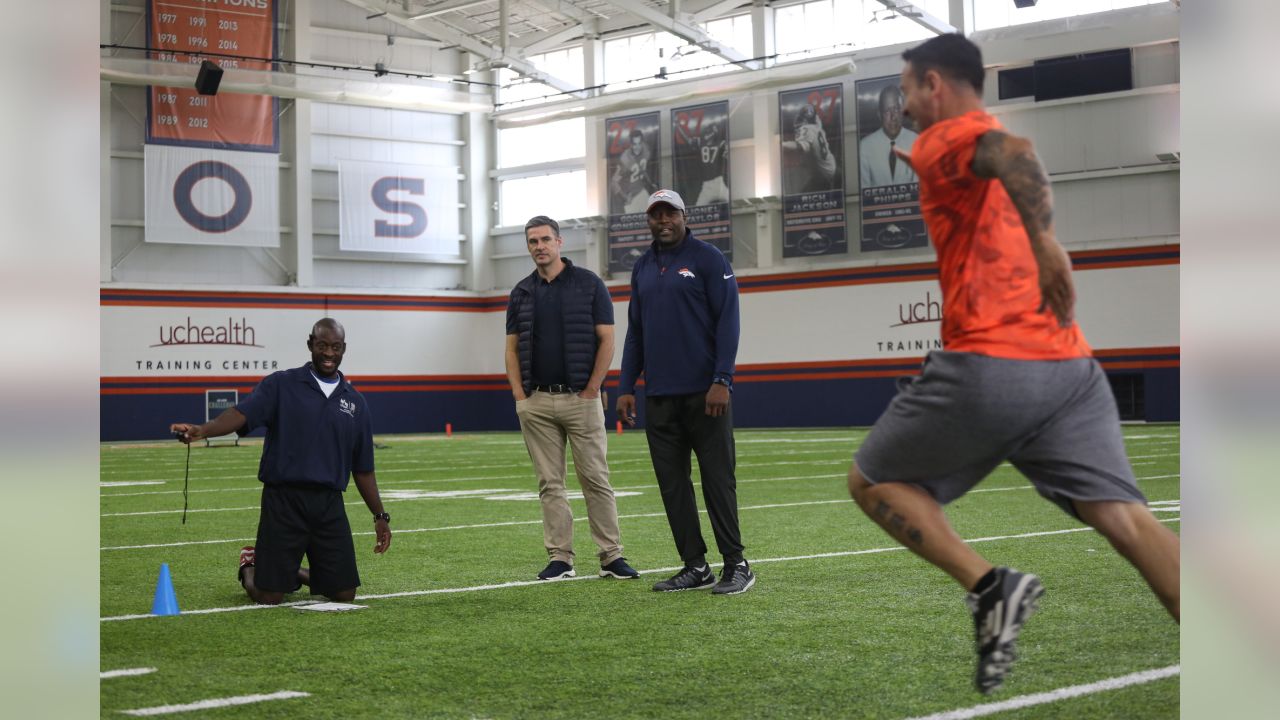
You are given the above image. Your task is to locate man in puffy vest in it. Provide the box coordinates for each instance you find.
[505,215,639,582]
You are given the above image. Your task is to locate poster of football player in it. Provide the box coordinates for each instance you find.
[855,74,928,252]
[606,111,660,273]
[779,84,847,258]
[671,100,732,261]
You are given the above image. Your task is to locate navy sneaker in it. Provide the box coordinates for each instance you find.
[711,560,756,595]
[599,557,640,579]
[966,567,1045,694]
[537,560,576,581]
[652,563,716,592]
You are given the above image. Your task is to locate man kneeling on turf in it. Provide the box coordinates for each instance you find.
[171,318,392,604]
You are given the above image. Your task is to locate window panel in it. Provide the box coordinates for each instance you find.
[497,47,584,106]
[497,118,586,168]
[973,0,1166,32]
[776,0,944,59]
[500,171,587,227]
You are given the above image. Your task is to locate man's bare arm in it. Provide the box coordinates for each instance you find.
[972,131,1054,241]
[972,130,1075,327]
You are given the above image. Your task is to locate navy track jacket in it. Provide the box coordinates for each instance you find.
[618,229,740,397]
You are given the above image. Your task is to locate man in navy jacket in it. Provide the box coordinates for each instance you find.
[171,318,391,604]
[617,189,755,595]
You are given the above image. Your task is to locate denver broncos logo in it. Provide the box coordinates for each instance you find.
[678,267,695,278]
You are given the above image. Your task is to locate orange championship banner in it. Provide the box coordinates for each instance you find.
[146,0,278,152]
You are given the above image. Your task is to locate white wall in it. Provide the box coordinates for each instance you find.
[101,257,1177,382]
[103,1,1180,293]
[102,0,479,290]
[485,3,1180,288]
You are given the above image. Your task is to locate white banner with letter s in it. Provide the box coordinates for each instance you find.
[339,160,460,254]
[144,144,280,247]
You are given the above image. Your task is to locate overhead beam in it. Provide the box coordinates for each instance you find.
[692,0,751,22]
[520,23,588,55]
[339,0,585,97]
[409,0,492,20]
[600,0,756,67]
[873,0,956,35]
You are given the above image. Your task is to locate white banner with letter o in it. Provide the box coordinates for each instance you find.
[339,160,460,254]
[144,144,280,247]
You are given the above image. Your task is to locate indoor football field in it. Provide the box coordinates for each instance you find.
[100,425,1180,719]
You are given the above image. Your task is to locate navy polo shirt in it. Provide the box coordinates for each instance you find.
[235,363,375,492]
[530,274,569,386]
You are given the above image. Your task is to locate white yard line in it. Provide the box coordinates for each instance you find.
[119,690,310,716]
[100,472,1180,548]
[901,665,1180,720]
[101,667,157,679]
[103,506,260,517]
[100,518,1179,622]
[102,471,1181,520]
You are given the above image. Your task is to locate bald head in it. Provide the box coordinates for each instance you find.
[311,317,345,340]
[878,85,905,138]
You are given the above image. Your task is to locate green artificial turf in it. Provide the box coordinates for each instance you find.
[100,426,1180,718]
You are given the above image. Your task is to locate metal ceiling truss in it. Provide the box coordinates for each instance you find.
[872,0,956,36]
[340,0,587,96]
[340,0,767,97]
[598,0,756,68]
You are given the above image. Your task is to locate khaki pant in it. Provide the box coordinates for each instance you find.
[515,391,622,565]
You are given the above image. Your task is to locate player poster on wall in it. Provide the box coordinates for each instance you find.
[606,112,660,273]
[855,75,928,251]
[779,84,847,258]
[671,101,732,261]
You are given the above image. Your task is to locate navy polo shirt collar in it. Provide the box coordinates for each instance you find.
[300,362,349,395]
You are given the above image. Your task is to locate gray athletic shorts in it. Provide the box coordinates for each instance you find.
[854,351,1146,518]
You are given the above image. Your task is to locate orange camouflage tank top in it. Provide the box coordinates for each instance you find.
[912,110,1090,360]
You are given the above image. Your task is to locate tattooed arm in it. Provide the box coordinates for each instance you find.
[971,130,1075,327]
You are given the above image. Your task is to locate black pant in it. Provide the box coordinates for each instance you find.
[644,393,744,566]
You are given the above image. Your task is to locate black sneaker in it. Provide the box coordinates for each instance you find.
[599,557,640,579]
[537,560,575,581]
[652,564,716,592]
[966,567,1044,694]
[711,560,756,595]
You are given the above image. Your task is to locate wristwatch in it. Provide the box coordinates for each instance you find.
[712,376,732,388]
[373,511,391,524]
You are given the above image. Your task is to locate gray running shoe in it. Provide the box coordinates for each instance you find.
[652,564,716,592]
[965,567,1044,694]
[711,561,756,595]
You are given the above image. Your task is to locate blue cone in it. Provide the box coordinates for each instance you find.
[151,563,180,616]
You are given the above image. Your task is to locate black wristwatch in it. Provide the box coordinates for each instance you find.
[373,511,391,524]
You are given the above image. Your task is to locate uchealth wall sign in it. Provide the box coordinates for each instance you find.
[339,160,460,255]
[144,144,280,247]
[102,307,294,376]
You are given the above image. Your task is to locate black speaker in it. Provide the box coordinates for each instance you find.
[1032,48,1132,101]
[997,66,1036,100]
[195,60,223,96]
[1013,0,1038,7]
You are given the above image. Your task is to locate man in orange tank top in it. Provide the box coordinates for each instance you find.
[845,34,1179,695]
